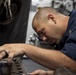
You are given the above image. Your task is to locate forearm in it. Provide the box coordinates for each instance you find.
[23,44,76,71]
[0,43,76,71]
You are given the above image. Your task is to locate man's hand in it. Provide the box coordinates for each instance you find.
[30,69,54,75]
[0,43,25,60]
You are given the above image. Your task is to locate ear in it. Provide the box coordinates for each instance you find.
[47,14,56,24]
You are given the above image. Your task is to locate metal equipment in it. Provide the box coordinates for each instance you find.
[0,0,22,25]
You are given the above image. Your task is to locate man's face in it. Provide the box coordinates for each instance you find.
[33,19,62,44]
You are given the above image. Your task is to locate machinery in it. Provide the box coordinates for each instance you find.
[0,0,22,25]
[51,0,76,15]
[0,0,31,75]
[0,58,28,75]
[0,0,31,45]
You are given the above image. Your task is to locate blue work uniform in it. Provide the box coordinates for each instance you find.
[59,10,76,60]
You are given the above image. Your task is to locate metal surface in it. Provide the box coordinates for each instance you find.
[0,58,27,75]
[12,59,27,75]
[54,67,76,75]
[12,58,48,75]
[22,58,48,73]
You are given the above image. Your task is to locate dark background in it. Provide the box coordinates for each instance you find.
[0,0,31,45]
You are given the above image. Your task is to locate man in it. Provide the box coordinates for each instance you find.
[0,7,76,75]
